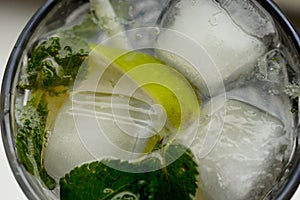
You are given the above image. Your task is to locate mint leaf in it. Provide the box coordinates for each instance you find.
[16,36,89,189]
[18,37,89,94]
[146,144,199,200]
[60,143,199,200]
[16,92,56,189]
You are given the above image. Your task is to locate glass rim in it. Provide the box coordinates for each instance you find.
[0,0,299,199]
[1,0,57,199]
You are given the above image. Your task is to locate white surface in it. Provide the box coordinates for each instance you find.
[0,0,299,199]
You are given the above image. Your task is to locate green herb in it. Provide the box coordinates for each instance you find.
[16,36,89,189]
[16,91,56,189]
[60,143,199,200]
[60,10,101,42]
[18,37,89,94]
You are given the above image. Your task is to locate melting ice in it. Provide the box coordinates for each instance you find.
[189,99,291,200]
[156,0,277,97]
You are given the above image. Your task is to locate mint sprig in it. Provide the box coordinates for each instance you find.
[60,143,199,200]
[16,36,89,189]
[16,92,56,189]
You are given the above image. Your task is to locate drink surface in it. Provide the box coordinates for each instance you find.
[13,0,299,199]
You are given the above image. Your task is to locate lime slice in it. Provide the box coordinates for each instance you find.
[44,46,201,177]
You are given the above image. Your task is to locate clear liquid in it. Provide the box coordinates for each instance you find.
[15,0,299,199]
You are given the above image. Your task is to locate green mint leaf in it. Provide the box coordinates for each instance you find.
[16,36,89,189]
[16,92,56,189]
[149,144,199,200]
[18,37,89,94]
[60,143,199,200]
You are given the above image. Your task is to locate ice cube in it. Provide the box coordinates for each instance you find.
[156,0,268,96]
[189,98,290,200]
[44,93,161,177]
[217,0,277,41]
[44,60,164,177]
[43,97,94,178]
[255,49,289,85]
